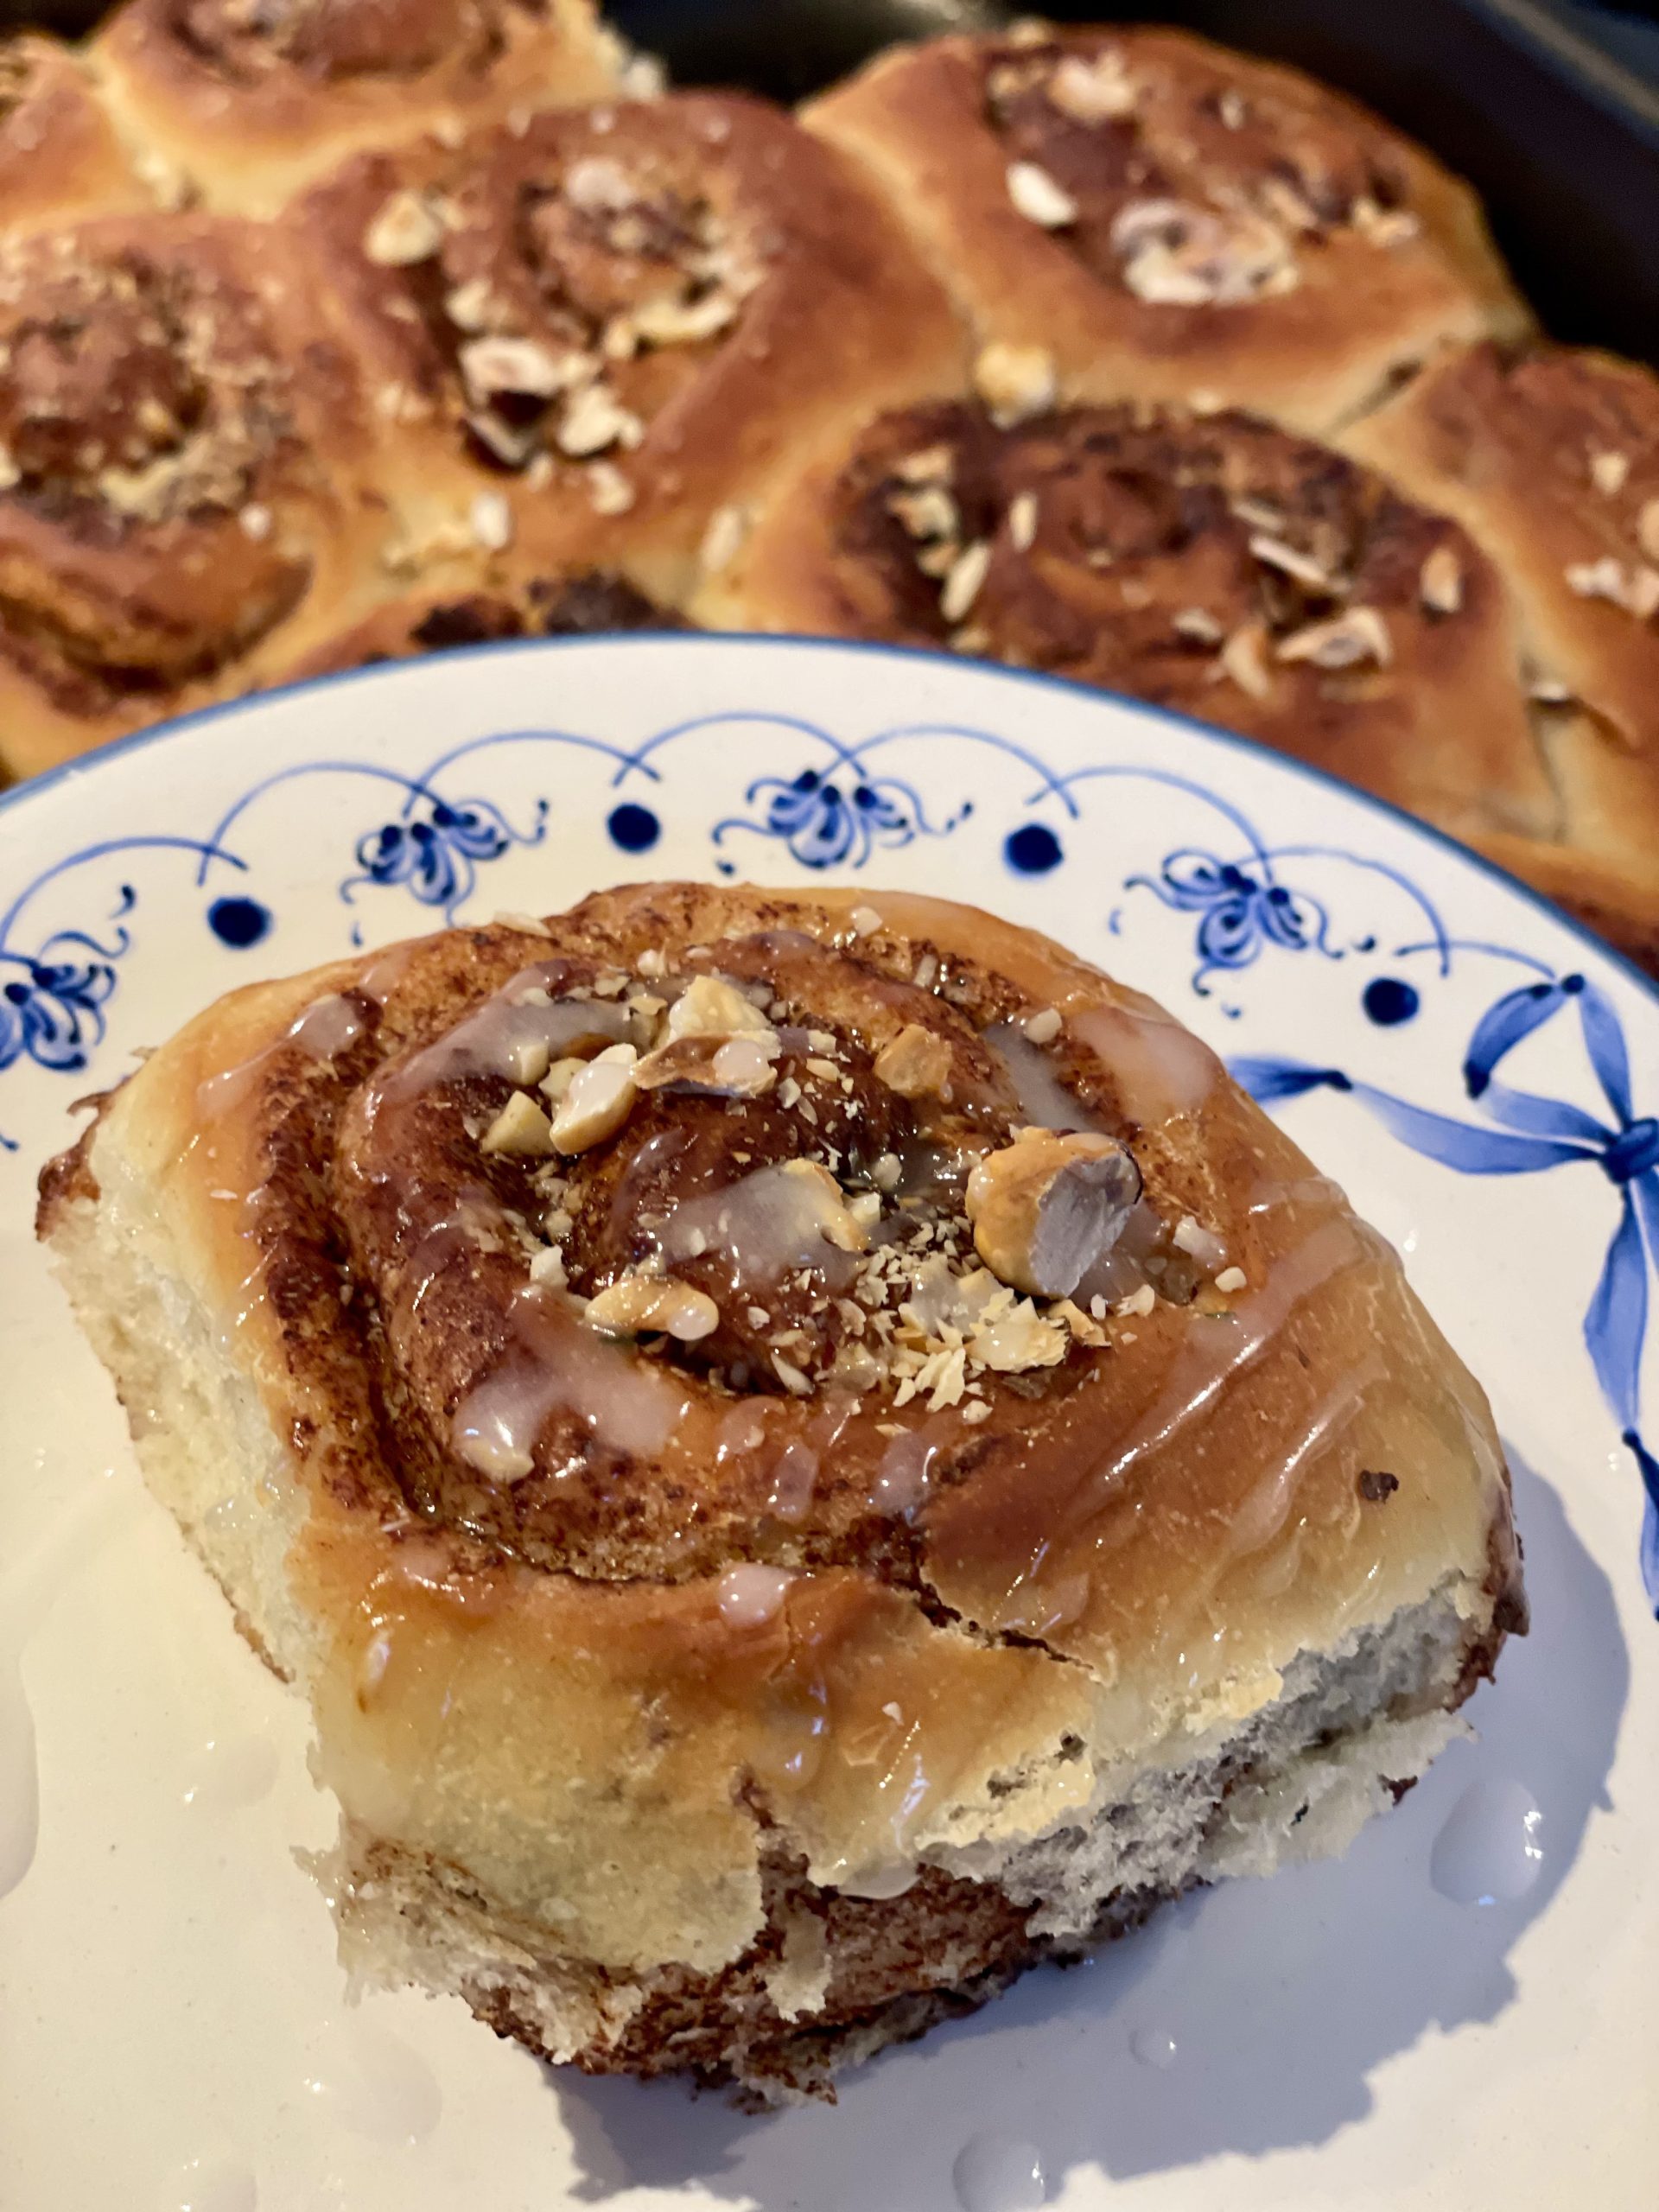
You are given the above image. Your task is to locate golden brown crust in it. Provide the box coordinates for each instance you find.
[0,33,156,232]
[805,24,1529,435]
[1344,344,1659,966]
[92,0,624,216]
[291,95,967,601]
[696,397,1553,842]
[0,213,393,780]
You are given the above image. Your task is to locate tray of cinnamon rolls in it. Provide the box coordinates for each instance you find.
[0,0,1654,973]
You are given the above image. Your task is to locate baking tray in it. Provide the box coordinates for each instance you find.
[7,0,1657,362]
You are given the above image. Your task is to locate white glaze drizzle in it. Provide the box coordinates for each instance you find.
[983,1021,1103,1133]
[450,1284,689,1481]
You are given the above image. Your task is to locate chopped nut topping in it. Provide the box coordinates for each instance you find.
[1590,449,1630,496]
[635,1031,778,1096]
[585,1274,719,1342]
[973,340,1057,427]
[1046,48,1136,123]
[1020,1006,1063,1045]
[556,381,644,458]
[1565,555,1659,618]
[1638,499,1659,566]
[539,1055,588,1103]
[1173,607,1224,644]
[773,1160,870,1253]
[629,290,738,346]
[550,1044,639,1154]
[1276,606,1393,670]
[1248,532,1332,590]
[1116,1281,1156,1317]
[1215,1265,1248,1294]
[940,539,993,624]
[587,460,634,515]
[469,491,512,551]
[873,1023,954,1100]
[849,904,884,936]
[480,1090,556,1157]
[700,503,749,574]
[459,335,574,404]
[365,189,446,266]
[966,1129,1141,1299]
[1008,490,1039,550]
[894,443,953,485]
[1113,198,1298,305]
[1007,161,1079,228]
[873,1152,902,1193]
[667,973,777,1042]
[1219,621,1273,700]
[1419,544,1464,615]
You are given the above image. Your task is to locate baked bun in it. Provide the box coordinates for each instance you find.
[805,23,1528,435]
[1344,343,1659,967]
[91,0,624,217]
[290,567,686,677]
[293,94,966,601]
[0,213,389,782]
[0,32,157,231]
[695,397,1552,844]
[40,882,1523,2101]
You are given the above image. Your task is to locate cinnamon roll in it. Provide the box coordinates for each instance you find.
[0,213,390,782]
[292,94,965,599]
[0,33,156,232]
[806,24,1529,435]
[694,397,1553,846]
[92,0,625,218]
[40,883,1523,2101]
[1344,343,1659,969]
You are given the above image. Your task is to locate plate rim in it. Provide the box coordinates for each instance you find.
[3,626,1655,1020]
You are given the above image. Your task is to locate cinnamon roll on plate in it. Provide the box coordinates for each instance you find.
[806,24,1529,435]
[92,0,626,217]
[39,882,1523,2102]
[293,95,965,601]
[0,213,390,782]
[694,396,1554,849]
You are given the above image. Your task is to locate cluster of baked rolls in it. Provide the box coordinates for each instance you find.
[1,9,1656,963]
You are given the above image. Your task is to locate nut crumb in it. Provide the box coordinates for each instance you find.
[1419,545,1463,614]
[1007,161,1079,228]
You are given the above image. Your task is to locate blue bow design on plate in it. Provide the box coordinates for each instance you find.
[1235,972,1659,1613]
[714,766,962,872]
[346,796,543,923]
[1128,849,1334,992]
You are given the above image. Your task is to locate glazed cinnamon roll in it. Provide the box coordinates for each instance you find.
[695,397,1553,846]
[292,94,965,599]
[806,24,1529,435]
[0,33,156,231]
[1345,344,1659,969]
[41,883,1523,2101]
[0,213,390,783]
[92,0,625,217]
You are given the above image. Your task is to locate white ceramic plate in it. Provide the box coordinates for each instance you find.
[1,637,1653,2212]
